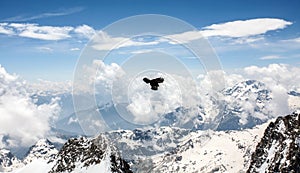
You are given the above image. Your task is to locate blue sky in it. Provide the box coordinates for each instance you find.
[0,0,300,81]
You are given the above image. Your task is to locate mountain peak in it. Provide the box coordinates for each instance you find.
[247,113,300,172]
[49,135,132,173]
[223,80,269,99]
[23,138,58,164]
[0,148,23,172]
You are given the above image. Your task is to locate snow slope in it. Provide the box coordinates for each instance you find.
[148,122,270,173]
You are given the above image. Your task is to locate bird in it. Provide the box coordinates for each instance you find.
[143,77,164,90]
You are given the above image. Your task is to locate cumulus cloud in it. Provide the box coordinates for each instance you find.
[71,59,300,129]
[92,60,125,90]
[197,64,300,125]
[80,61,299,126]
[78,60,204,125]
[0,66,60,148]
[126,74,183,124]
[243,64,300,114]
[74,24,96,39]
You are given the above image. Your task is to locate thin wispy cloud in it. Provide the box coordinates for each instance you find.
[2,7,84,22]
[36,46,54,52]
[281,37,300,43]
[70,47,80,51]
[260,55,282,60]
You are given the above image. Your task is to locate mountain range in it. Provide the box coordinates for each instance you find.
[1,112,299,172]
[1,79,299,172]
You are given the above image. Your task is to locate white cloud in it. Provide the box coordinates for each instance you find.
[0,65,60,148]
[126,74,183,124]
[0,22,97,41]
[79,61,203,125]
[36,46,53,52]
[244,64,300,91]
[75,60,125,95]
[93,60,125,89]
[150,18,292,46]
[91,31,126,50]
[166,30,203,44]
[3,7,84,22]
[2,23,74,40]
[130,49,154,54]
[0,23,14,35]
[74,24,96,39]
[72,60,300,128]
[0,18,293,49]
[70,47,80,51]
[28,79,72,95]
[17,24,73,40]
[197,64,300,124]
[91,31,162,50]
[232,36,265,44]
[260,55,282,60]
[281,37,300,43]
[200,18,292,38]
[243,64,300,116]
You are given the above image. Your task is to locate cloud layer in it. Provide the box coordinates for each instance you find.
[80,60,300,127]
[0,66,60,148]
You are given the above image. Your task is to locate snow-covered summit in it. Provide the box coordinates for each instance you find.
[49,135,132,173]
[23,139,58,165]
[0,149,23,172]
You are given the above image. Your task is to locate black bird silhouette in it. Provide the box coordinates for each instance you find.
[143,77,164,90]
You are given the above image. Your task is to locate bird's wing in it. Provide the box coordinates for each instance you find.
[143,77,151,83]
[154,77,164,83]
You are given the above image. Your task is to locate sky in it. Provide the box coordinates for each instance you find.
[0,0,300,81]
[1,0,300,148]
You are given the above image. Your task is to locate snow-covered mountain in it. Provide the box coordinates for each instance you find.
[23,139,58,165]
[218,80,272,130]
[49,135,132,173]
[0,149,23,172]
[3,112,300,172]
[147,122,269,172]
[3,78,299,172]
[7,135,132,173]
[0,138,62,173]
[247,112,300,172]
[106,126,190,170]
